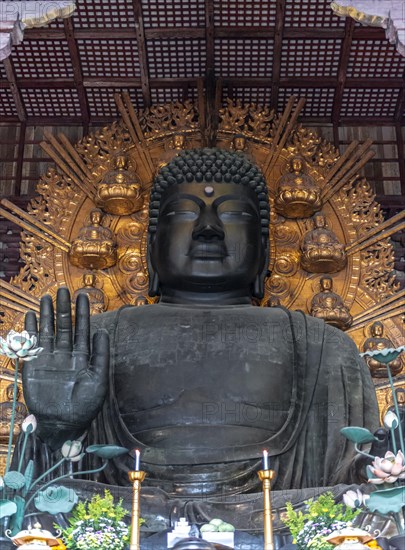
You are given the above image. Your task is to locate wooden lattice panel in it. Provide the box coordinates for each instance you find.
[12,40,74,79]
[284,0,346,27]
[347,40,405,78]
[20,88,82,117]
[213,0,277,27]
[278,87,335,117]
[281,39,341,78]
[73,0,135,29]
[0,89,18,117]
[214,38,274,77]
[0,63,7,81]
[341,88,401,118]
[142,0,204,28]
[230,87,272,106]
[147,39,206,79]
[77,39,141,78]
[150,87,191,105]
[86,88,143,117]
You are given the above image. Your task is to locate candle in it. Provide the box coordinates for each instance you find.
[135,449,140,471]
[262,449,269,470]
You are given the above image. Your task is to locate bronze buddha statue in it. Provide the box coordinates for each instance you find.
[21,149,377,497]
[301,213,347,273]
[363,321,403,378]
[310,276,353,330]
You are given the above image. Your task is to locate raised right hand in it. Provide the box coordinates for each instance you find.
[23,287,109,450]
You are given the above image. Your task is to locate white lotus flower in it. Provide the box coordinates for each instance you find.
[383,410,399,430]
[0,476,4,489]
[22,414,37,433]
[0,330,43,361]
[61,440,83,460]
[342,488,365,508]
[368,450,405,484]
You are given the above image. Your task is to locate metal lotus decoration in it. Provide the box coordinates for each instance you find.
[341,346,405,537]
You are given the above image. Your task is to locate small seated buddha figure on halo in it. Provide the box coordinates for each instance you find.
[0,384,27,443]
[274,156,322,219]
[68,208,117,270]
[72,273,107,316]
[95,154,143,216]
[363,321,403,378]
[301,212,347,273]
[310,275,353,330]
[170,133,187,150]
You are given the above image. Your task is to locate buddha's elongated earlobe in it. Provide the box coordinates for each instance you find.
[149,272,160,297]
[252,237,269,299]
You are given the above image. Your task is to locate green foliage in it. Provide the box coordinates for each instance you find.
[282,492,360,550]
[56,490,135,550]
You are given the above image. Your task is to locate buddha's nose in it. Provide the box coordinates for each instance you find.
[192,208,225,241]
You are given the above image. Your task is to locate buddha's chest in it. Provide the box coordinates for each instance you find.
[112,306,295,420]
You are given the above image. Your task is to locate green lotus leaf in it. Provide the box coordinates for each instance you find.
[85,444,128,458]
[0,499,17,519]
[340,427,377,444]
[366,486,405,514]
[34,485,78,515]
[4,471,26,490]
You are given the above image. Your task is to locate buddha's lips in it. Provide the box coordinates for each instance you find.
[188,243,227,260]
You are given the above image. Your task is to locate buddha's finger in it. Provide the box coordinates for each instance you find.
[24,310,38,338]
[55,287,72,352]
[89,330,109,389]
[74,293,90,355]
[39,294,54,352]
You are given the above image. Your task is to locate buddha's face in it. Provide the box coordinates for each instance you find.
[150,182,265,295]
[90,210,102,225]
[173,134,185,148]
[292,158,303,172]
[371,322,384,337]
[314,215,326,228]
[321,277,332,291]
[233,136,246,151]
[84,273,96,287]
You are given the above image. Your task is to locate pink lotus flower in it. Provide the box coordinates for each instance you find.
[368,450,405,484]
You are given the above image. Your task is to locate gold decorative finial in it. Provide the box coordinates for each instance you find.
[68,209,117,270]
[95,155,143,216]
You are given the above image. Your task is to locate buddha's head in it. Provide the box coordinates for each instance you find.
[232,135,246,151]
[320,275,333,292]
[6,383,20,402]
[173,134,186,149]
[148,148,270,303]
[89,209,103,226]
[83,273,96,287]
[371,321,384,337]
[313,212,327,229]
[291,156,304,173]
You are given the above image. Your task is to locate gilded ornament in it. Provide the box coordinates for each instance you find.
[274,156,322,219]
[69,209,117,270]
[0,383,27,444]
[363,321,403,378]
[310,276,353,330]
[72,273,107,316]
[301,213,347,273]
[95,155,143,216]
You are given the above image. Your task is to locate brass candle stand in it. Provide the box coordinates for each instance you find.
[258,469,276,550]
[128,470,146,550]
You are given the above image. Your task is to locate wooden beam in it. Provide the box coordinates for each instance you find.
[63,18,89,130]
[205,0,215,72]
[14,122,26,196]
[132,0,151,107]
[332,18,355,126]
[270,0,285,110]
[2,58,26,122]
[396,122,405,196]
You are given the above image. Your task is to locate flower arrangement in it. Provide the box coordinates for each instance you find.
[57,490,131,550]
[282,492,360,550]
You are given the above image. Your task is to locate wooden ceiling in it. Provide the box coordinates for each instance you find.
[0,0,404,127]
